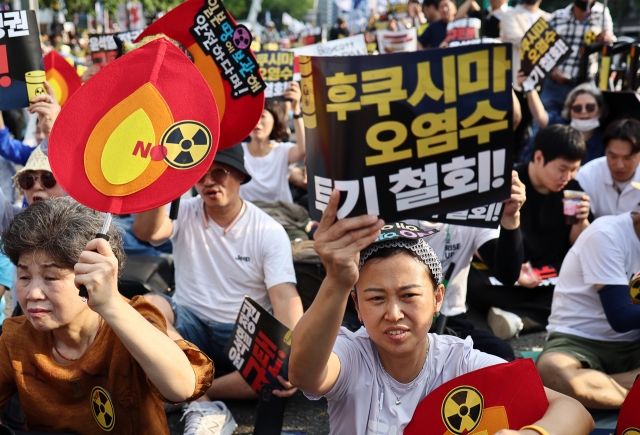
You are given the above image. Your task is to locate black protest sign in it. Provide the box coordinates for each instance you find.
[224,297,291,392]
[520,18,571,92]
[254,51,298,100]
[190,0,266,99]
[0,10,42,110]
[430,202,505,228]
[302,44,514,226]
[89,29,143,66]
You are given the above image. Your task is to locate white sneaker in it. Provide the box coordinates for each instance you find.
[487,307,524,340]
[181,401,237,435]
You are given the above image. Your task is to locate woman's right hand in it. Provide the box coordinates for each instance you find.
[313,189,384,293]
[517,69,527,87]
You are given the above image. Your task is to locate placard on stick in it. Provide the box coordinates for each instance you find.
[254,51,300,100]
[224,297,292,392]
[44,51,82,106]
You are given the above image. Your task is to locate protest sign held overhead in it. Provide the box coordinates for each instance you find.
[405,359,548,435]
[377,29,417,54]
[224,297,292,393]
[255,51,300,100]
[431,202,504,228]
[291,34,368,57]
[0,10,42,110]
[89,29,144,66]
[137,0,266,150]
[302,44,514,225]
[44,51,82,106]
[48,38,220,214]
[520,18,571,93]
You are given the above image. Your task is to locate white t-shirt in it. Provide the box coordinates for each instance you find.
[410,221,498,316]
[306,327,504,435]
[547,212,640,342]
[240,142,295,203]
[575,156,640,218]
[170,197,297,324]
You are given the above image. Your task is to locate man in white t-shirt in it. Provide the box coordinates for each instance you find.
[133,145,303,403]
[576,118,640,218]
[537,211,640,409]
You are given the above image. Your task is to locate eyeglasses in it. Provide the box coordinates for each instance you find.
[199,168,230,184]
[18,171,57,190]
[571,103,597,114]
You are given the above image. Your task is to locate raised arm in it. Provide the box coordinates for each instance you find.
[517,71,549,128]
[289,190,384,395]
[132,204,173,245]
[284,81,306,164]
[455,0,480,19]
[75,238,201,402]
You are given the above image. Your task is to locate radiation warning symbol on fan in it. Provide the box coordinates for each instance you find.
[630,272,640,304]
[160,120,212,170]
[622,429,640,435]
[91,386,115,431]
[442,386,484,435]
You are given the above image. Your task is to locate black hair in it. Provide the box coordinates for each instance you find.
[423,0,438,7]
[603,118,640,155]
[264,101,288,142]
[360,247,438,290]
[534,124,586,165]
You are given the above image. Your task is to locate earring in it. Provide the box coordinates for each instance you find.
[359,318,363,324]
[81,297,87,303]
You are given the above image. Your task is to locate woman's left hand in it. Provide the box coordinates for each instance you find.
[74,238,121,315]
[283,81,301,113]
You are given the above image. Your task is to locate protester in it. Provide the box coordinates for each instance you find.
[263,21,281,44]
[521,80,608,164]
[417,0,456,48]
[132,145,303,428]
[329,17,350,40]
[468,125,591,338]
[501,0,550,90]
[289,189,594,434]
[0,197,213,433]
[455,0,511,38]
[539,0,615,113]
[407,171,526,361]
[537,210,640,409]
[240,83,305,204]
[576,119,640,218]
[399,0,427,30]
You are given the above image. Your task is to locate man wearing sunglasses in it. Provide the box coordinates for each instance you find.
[133,144,303,422]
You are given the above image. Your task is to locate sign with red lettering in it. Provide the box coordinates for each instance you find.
[224,297,292,392]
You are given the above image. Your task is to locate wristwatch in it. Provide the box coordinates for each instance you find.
[292,112,303,119]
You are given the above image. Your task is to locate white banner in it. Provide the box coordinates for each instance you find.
[291,34,367,57]
[376,28,417,54]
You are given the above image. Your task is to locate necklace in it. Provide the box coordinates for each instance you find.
[52,318,103,362]
[377,340,430,405]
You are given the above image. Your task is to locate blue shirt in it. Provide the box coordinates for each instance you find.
[0,127,35,166]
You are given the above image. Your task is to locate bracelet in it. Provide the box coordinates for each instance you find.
[292,112,303,119]
[520,425,551,435]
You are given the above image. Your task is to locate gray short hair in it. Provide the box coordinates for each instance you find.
[1,197,125,276]
[561,83,608,121]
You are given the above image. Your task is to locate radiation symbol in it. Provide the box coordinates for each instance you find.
[584,30,597,44]
[442,386,484,435]
[160,120,212,170]
[91,386,115,431]
[35,87,46,96]
[630,272,640,304]
[622,429,640,435]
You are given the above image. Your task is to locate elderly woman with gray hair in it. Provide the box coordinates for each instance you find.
[0,197,213,434]
[518,73,608,164]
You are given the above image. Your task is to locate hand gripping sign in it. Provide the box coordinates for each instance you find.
[48,37,220,215]
[136,0,266,150]
[44,51,82,106]
[405,359,548,435]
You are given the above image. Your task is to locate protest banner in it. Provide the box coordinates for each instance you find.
[301,44,513,227]
[224,297,292,393]
[44,51,82,106]
[137,0,266,150]
[520,18,572,93]
[0,10,42,110]
[405,359,548,435]
[88,29,143,66]
[255,51,300,99]
[292,34,368,57]
[446,17,481,44]
[377,28,417,54]
[49,38,220,214]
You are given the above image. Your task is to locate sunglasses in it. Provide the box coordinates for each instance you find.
[571,103,597,114]
[18,171,57,190]
[199,168,230,185]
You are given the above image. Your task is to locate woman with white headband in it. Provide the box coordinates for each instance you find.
[289,189,593,435]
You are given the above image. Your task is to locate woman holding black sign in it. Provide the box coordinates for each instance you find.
[289,189,593,434]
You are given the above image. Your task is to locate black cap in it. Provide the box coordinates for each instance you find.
[213,144,252,184]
